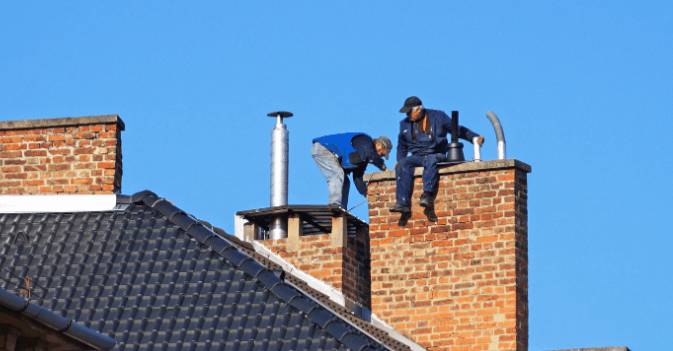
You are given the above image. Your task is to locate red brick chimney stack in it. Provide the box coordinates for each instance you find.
[366,159,531,351]
[0,115,125,195]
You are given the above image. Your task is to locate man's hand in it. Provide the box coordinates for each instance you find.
[476,135,485,147]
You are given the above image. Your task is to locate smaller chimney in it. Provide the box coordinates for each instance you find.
[0,115,124,195]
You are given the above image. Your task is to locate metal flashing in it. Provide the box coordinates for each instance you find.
[371,314,425,351]
[251,240,347,306]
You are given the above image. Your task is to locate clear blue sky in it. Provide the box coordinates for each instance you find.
[1,2,671,350]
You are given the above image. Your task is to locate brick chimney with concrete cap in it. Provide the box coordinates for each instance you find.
[236,205,373,310]
[0,115,124,194]
[365,159,531,351]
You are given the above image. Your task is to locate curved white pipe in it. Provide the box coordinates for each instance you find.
[486,111,506,160]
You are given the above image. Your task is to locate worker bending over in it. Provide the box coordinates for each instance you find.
[312,133,392,210]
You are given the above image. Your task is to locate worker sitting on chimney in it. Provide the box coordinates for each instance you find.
[389,96,485,214]
[312,133,393,210]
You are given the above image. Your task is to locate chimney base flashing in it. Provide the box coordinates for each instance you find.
[251,240,346,306]
[370,314,427,351]
[250,240,426,351]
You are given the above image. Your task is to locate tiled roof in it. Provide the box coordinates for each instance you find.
[0,191,399,351]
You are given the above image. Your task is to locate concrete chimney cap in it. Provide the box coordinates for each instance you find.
[0,115,125,131]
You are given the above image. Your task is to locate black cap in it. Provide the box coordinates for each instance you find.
[399,96,422,113]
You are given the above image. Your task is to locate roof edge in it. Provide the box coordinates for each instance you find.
[0,288,116,350]
[0,115,125,131]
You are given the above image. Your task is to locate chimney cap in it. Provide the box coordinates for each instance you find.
[0,115,125,131]
[267,111,293,118]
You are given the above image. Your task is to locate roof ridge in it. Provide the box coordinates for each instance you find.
[130,190,389,351]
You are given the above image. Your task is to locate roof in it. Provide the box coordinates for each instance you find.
[0,191,409,351]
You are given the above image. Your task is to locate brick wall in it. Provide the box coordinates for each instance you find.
[0,116,124,195]
[260,231,372,309]
[366,159,531,351]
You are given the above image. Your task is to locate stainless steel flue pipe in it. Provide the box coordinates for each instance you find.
[268,111,292,239]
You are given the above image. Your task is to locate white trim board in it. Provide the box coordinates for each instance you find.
[0,194,118,213]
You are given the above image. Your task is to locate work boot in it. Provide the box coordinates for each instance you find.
[419,191,433,208]
[389,204,411,214]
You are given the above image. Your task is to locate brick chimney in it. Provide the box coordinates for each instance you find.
[366,159,531,351]
[0,115,124,195]
[238,208,373,309]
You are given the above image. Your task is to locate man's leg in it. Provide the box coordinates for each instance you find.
[421,153,448,193]
[311,142,347,207]
[419,153,448,207]
[393,155,424,208]
[341,173,350,209]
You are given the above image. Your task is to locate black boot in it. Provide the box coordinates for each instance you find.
[419,191,433,208]
[389,204,411,213]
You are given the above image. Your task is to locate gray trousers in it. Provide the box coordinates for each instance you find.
[311,142,350,209]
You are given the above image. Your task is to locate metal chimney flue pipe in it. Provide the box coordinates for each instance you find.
[486,111,506,159]
[447,110,465,163]
[268,111,292,240]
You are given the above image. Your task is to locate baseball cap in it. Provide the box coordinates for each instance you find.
[399,96,422,113]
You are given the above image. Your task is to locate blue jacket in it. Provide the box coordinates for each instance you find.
[396,109,479,162]
[313,133,386,196]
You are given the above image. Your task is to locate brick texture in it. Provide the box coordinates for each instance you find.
[0,117,124,194]
[366,163,530,351]
[260,233,372,309]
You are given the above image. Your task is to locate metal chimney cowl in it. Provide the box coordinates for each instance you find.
[267,111,292,240]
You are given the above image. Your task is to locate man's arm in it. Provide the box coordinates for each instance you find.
[396,121,409,162]
[351,134,386,171]
[352,167,368,196]
[439,111,481,143]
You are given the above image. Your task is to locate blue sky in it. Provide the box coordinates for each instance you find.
[1,1,672,350]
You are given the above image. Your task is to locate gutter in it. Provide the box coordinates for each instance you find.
[0,288,117,350]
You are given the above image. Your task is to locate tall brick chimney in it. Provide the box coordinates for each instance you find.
[0,115,124,195]
[365,159,531,351]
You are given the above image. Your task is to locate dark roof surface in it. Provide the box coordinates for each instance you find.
[0,191,394,351]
